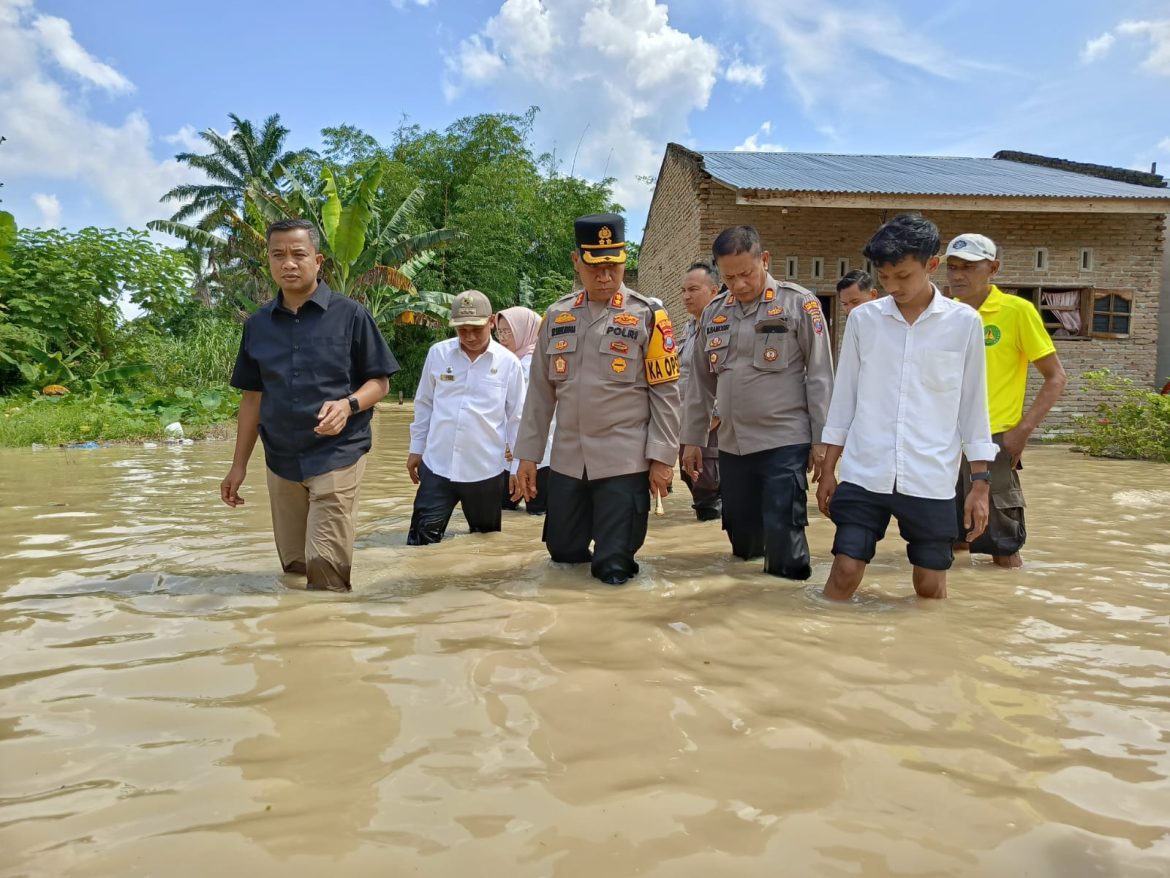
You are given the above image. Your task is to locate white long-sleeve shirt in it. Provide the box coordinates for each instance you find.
[409,339,526,483]
[822,288,998,500]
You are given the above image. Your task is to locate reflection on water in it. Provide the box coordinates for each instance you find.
[1,407,1169,877]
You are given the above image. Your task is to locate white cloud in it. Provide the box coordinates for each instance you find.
[389,0,433,6]
[733,121,785,152]
[31,192,60,228]
[0,0,202,229]
[444,0,718,210]
[163,124,205,153]
[740,0,992,113]
[1116,19,1170,75]
[30,13,132,91]
[1080,31,1115,63]
[725,54,766,88]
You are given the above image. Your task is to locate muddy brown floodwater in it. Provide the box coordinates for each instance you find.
[1,407,1169,877]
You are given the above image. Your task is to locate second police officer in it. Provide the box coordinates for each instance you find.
[682,225,835,580]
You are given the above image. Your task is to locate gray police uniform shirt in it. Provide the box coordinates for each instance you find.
[676,319,718,452]
[681,275,834,454]
[515,285,681,480]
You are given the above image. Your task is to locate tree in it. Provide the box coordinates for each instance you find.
[0,228,190,389]
[159,113,312,227]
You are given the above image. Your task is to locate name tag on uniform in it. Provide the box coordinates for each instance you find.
[439,373,456,381]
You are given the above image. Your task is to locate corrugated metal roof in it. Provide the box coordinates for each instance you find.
[697,151,1170,200]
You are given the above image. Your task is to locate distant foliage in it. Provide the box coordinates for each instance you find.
[1072,370,1170,463]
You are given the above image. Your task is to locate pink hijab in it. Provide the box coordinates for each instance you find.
[497,306,542,359]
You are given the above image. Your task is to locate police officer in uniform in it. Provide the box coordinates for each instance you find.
[682,225,834,580]
[514,214,681,585]
[677,262,723,521]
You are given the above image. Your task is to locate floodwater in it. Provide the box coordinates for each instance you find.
[1,408,1169,878]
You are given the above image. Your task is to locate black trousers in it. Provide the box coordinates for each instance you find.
[407,461,505,545]
[719,443,812,580]
[501,466,550,515]
[679,428,721,517]
[542,469,650,582]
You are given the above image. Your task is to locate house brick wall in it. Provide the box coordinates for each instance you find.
[639,148,705,318]
[640,172,1166,433]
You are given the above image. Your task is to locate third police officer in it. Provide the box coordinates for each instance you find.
[681,225,834,580]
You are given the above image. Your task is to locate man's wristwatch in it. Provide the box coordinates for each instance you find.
[969,471,991,484]
[347,396,360,415]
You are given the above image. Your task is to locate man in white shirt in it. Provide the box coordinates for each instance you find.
[406,290,526,545]
[816,214,997,600]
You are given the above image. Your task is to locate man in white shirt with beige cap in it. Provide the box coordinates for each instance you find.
[406,290,526,544]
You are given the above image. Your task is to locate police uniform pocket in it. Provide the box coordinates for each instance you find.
[547,334,576,382]
[601,352,638,383]
[919,350,963,392]
[791,470,809,527]
[752,331,787,371]
[704,335,728,373]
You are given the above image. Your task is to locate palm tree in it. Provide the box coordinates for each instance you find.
[159,113,313,228]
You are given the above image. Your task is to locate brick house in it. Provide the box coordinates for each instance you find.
[639,144,1170,433]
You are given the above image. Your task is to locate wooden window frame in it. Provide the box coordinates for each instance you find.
[1089,289,1133,339]
[999,285,1091,339]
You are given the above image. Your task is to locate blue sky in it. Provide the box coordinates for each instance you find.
[2,0,1168,242]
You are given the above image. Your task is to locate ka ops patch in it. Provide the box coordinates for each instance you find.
[644,308,679,386]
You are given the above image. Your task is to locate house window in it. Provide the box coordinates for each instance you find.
[837,258,849,279]
[1005,286,1089,338]
[811,257,824,280]
[1091,290,1132,338]
[1080,248,1094,271]
[1034,248,1048,271]
[785,257,798,279]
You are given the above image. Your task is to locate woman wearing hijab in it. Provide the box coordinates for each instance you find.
[496,306,553,514]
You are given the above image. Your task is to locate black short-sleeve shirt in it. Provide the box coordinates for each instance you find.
[230,283,399,482]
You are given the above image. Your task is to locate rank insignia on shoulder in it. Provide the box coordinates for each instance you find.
[611,357,627,373]
[725,294,735,305]
[763,288,775,302]
[554,312,577,324]
[609,341,629,354]
[712,314,728,324]
[554,355,568,375]
[609,291,624,309]
[763,347,779,362]
[573,292,585,307]
[613,313,639,326]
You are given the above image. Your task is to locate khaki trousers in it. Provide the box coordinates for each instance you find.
[266,456,367,592]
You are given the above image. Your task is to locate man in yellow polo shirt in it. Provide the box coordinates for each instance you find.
[946,233,1067,568]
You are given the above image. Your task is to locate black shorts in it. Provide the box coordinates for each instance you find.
[829,481,958,571]
[956,435,1026,556]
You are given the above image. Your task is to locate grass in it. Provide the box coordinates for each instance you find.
[0,394,233,447]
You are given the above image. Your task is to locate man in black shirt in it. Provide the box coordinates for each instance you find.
[222,219,399,591]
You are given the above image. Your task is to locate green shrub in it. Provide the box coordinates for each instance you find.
[1071,370,1170,462]
[0,386,240,447]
